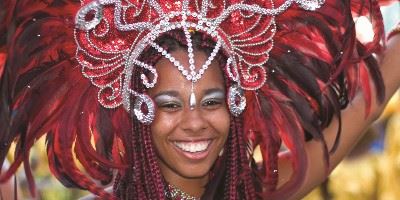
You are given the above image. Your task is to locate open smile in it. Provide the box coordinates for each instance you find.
[172,140,213,160]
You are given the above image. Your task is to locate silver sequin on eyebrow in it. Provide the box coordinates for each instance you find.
[154,94,181,105]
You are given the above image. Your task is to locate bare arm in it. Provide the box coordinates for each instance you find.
[280,34,400,199]
[0,161,17,200]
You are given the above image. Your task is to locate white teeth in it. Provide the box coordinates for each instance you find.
[174,140,210,153]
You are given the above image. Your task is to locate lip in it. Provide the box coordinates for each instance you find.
[171,139,213,161]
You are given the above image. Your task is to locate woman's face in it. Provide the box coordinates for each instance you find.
[148,49,230,184]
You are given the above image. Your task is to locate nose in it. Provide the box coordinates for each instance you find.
[180,107,208,134]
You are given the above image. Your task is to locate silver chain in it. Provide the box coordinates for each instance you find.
[165,184,200,200]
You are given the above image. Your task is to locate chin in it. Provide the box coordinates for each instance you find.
[176,160,216,179]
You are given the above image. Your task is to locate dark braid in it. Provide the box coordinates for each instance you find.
[227,117,240,199]
[220,57,257,199]
[142,123,166,199]
[223,58,258,199]
[115,69,148,199]
[235,117,257,199]
[130,118,143,199]
[138,126,153,199]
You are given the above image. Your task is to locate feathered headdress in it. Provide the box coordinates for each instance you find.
[0,0,389,199]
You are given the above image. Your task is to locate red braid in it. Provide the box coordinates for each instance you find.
[235,117,257,200]
[142,124,166,199]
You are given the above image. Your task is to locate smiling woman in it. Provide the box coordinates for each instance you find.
[149,49,230,198]
[0,0,400,200]
[114,30,251,199]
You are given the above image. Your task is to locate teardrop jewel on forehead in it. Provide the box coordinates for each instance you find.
[74,0,326,123]
[189,82,196,110]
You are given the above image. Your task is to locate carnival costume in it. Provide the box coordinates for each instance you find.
[0,0,393,199]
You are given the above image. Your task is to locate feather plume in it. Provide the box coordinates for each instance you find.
[0,0,394,199]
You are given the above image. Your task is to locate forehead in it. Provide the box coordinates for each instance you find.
[148,50,226,95]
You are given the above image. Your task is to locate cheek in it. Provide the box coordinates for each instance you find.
[150,111,177,146]
[208,108,231,138]
[151,108,180,130]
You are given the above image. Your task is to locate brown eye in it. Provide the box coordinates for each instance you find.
[202,99,223,109]
[159,102,181,111]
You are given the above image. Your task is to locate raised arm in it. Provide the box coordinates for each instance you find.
[284,31,400,199]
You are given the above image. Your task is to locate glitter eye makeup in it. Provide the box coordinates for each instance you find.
[200,89,225,109]
[154,92,183,112]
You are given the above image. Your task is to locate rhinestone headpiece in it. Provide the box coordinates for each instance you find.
[74,0,325,121]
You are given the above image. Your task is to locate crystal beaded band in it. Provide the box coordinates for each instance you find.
[74,0,325,123]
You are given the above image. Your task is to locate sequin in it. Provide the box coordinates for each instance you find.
[133,95,155,124]
[228,84,246,117]
[75,1,103,31]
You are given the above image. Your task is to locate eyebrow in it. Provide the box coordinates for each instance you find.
[203,88,225,97]
[153,90,180,99]
[153,88,225,100]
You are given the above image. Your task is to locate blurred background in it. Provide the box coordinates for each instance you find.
[304,3,400,200]
[1,3,399,200]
